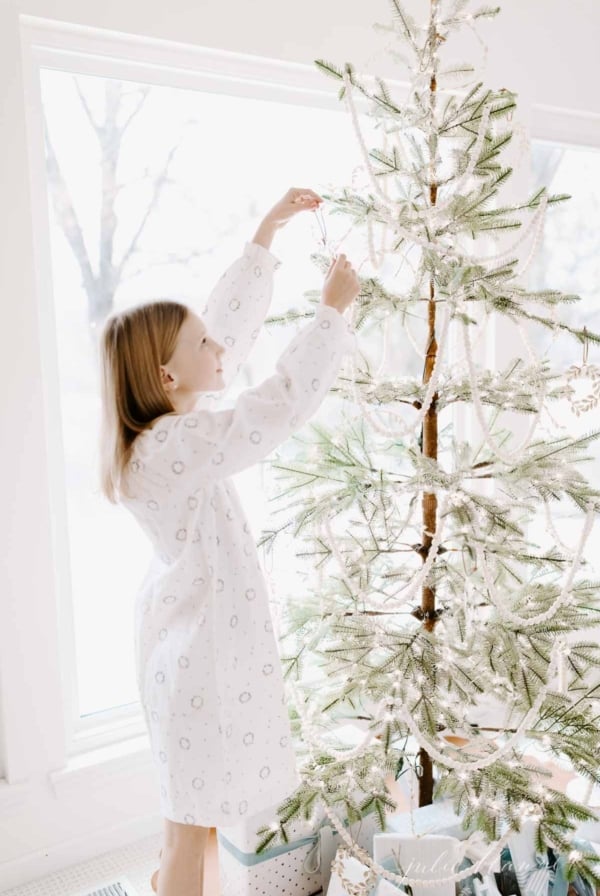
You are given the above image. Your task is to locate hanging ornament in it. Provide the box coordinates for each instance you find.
[564,327,600,416]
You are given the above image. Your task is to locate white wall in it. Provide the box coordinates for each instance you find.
[16,0,600,116]
[1,0,599,889]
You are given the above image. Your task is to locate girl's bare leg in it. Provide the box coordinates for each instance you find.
[156,817,210,896]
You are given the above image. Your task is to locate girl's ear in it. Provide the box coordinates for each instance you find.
[159,365,176,390]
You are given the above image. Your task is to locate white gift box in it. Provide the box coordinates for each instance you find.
[217,794,380,896]
[373,833,462,896]
[384,800,474,841]
[376,801,502,896]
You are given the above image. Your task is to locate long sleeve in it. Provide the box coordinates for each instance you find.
[161,304,357,482]
[199,240,282,393]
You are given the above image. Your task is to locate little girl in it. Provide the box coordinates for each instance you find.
[98,186,359,896]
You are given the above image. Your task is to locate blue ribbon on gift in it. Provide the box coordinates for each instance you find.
[217,805,376,870]
[217,829,319,867]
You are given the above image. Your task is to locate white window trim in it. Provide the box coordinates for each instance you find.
[8,12,600,805]
[12,14,381,803]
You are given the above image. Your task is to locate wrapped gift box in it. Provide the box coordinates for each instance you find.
[326,841,482,896]
[384,800,475,841]
[217,796,380,896]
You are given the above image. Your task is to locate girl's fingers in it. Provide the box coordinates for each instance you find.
[292,188,323,203]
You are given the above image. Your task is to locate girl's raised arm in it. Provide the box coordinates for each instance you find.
[199,240,282,393]
[136,304,356,484]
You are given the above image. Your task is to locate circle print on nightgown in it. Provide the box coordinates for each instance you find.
[192,576,205,587]
[225,723,233,737]
[290,414,299,427]
[226,508,233,520]
[155,671,165,684]
[229,297,240,311]
[259,766,271,779]
[196,612,206,627]
[179,737,191,750]
[239,800,248,815]
[147,499,159,511]
[264,619,273,633]
[192,777,204,789]
[159,751,167,763]
[280,735,288,747]
[176,528,187,541]
[245,588,256,601]
[254,264,262,277]
[230,614,238,627]
[163,594,177,605]
[212,452,224,466]
[239,691,251,703]
[155,430,168,443]
[243,731,254,746]
[243,521,249,533]
[192,528,202,543]
[178,656,190,669]
[158,628,168,641]
[184,814,196,824]
[187,495,198,510]
[191,695,204,709]
[151,710,159,722]
[249,430,262,444]
[224,771,232,785]
[262,663,273,675]
[320,319,331,329]
[216,578,224,592]
[224,335,235,347]
[130,459,143,473]
[172,460,185,474]
[312,378,320,391]
[184,416,198,428]
[221,800,231,814]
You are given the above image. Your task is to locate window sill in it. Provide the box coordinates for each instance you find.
[0,777,33,812]
[49,731,155,799]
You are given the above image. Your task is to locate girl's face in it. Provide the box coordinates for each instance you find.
[160,311,226,399]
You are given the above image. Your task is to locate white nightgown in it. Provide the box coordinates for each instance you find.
[120,239,356,826]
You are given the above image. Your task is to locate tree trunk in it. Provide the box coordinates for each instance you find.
[414,14,440,806]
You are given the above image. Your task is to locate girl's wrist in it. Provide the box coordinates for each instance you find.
[251,217,281,251]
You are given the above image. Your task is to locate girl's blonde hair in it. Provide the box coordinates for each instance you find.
[98,300,189,504]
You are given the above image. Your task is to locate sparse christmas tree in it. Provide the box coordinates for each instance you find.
[255,0,600,890]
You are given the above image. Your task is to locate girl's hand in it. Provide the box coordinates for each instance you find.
[321,253,360,315]
[263,187,323,229]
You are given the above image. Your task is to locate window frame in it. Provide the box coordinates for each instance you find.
[16,14,379,776]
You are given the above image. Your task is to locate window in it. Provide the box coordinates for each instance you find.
[527,141,600,574]
[40,64,379,724]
